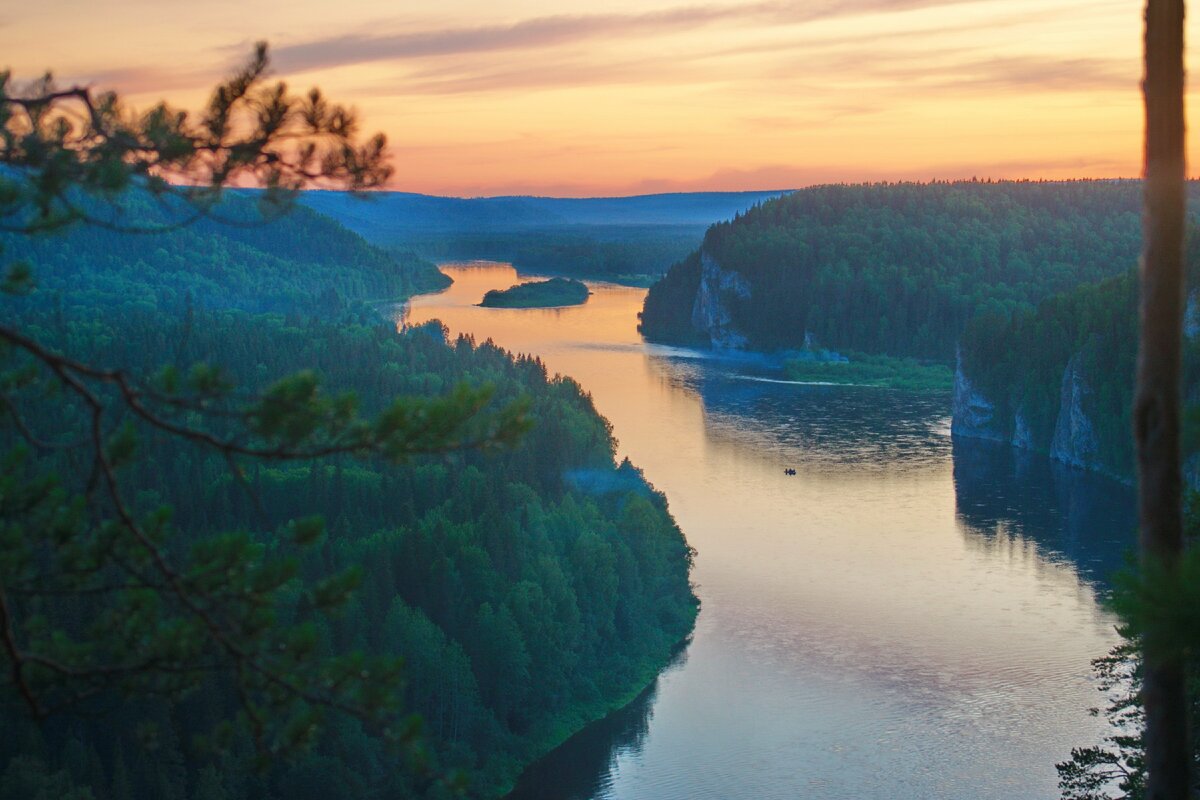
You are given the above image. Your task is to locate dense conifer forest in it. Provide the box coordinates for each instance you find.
[1,191,449,315]
[298,190,787,286]
[957,239,1200,481]
[0,200,697,799]
[388,226,702,286]
[640,181,1199,360]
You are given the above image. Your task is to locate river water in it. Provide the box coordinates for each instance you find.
[403,262,1136,800]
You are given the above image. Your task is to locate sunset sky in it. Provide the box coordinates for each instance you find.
[3,0,1196,196]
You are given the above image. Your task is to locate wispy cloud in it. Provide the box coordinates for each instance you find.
[271,0,983,74]
[366,54,706,96]
[703,2,1089,62]
[346,45,1133,101]
[87,46,1133,103]
[2,0,1157,194]
[766,49,1136,95]
[927,55,1135,92]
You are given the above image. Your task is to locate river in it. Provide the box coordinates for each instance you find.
[403,261,1136,800]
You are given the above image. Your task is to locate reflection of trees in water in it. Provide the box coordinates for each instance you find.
[646,353,951,473]
[952,439,1136,588]
[505,647,688,800]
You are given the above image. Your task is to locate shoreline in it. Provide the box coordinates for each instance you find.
[498,634,695,799]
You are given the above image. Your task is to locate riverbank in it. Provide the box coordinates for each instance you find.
[406,260,1127,800]
[783,351,954,392]
[496,633,695,798]
[503,638,693,799]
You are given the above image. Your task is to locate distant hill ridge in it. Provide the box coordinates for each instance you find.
[298,189,791,236]
[639,179,1200,361]
[2,188,448,315]
[294,189,791,284]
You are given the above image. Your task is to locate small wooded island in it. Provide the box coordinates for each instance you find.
[480,277,590,308]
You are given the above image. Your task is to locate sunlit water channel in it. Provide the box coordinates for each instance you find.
[403,262,1135,800]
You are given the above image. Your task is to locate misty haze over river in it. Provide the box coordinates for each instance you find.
[404,262,1136,800]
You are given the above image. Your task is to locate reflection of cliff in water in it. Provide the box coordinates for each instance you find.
[505,647,687,800]
[952,439,1136,588]
[646,352,951,474]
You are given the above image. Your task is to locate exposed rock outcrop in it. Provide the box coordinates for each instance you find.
[950,350,1005,442]
[952,349,1128,482]
[1049,354,1100,470]
[690,251,751,349]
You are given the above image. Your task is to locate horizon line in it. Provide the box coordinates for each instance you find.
[289,175,1156,201]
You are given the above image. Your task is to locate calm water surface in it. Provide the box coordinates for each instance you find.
[404,262,1136,800]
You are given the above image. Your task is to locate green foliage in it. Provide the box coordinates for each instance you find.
[638,250,708,346]
[958,237,1200,479]
[299,190,787,285]
[0,41,390,233]
[960,270,1140,473]
[1056,639,1148,800]
[2,304,697,797]
[1111,550,1200,663]
[0,189,448,315]
[0,43,698,800]
[401,226,705,284]
[640,180,1180,360]
[782,351,953,393]
[479,278,590,309]
[1056,502,1200,799]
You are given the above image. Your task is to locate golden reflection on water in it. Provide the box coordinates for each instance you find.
[405,262,1132,800]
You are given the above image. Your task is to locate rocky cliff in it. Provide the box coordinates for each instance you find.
[1048,354,1101,469]
[950,349,1006,442]
[952,271,1200,484]
[689,251,752,349]
[951,351,1120,481]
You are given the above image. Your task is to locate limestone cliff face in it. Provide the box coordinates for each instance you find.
[1049,354,1101,469]
[953,291,1200,483]
[950,350,1005,442]
[952,349,1099,463]
[952,349,1121,479]
[690,251,751,349]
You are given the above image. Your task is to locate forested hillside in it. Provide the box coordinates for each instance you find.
[955,239,1200,481]
[1,206,697,798]
[299,190,787,234]
[640,181,1191,360]
[1,191,448,315]
[388,226,703,286]
[297,190,787,285]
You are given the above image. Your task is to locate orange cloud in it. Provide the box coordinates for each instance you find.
[0,0,1192,196]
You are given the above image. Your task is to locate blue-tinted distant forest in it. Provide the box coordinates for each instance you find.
[300,190,787,284]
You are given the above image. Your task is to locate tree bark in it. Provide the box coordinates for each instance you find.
[1137,2,1190,798]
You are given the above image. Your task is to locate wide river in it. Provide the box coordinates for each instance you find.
[404,262,1137,800]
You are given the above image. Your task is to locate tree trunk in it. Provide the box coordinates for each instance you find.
[1137,2,1190,799]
